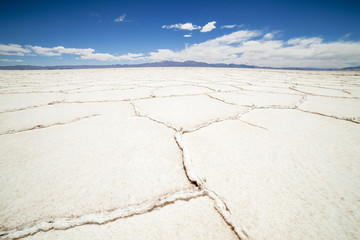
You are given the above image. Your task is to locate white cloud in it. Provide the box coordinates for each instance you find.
[287,37,322,46]
[2,29,360,68]
[148,30,261,62]
[184,34,192,38]
[263,33,274,40]
[1,43,143,62]
[162,21,217,33]
[80,52,144,61]
[114,14,127,23]
[0,59,23,62]
[80,53,116,61]
[53,46,95,55]
[221,25,236,29]
[0,44,31,56]
[147,30,360,68]
[0,51,24,56]
[201,21,216,32]
[29,46,61,56]
[162,23,201,31]
[200,21,216,32]
[28,46,95,56]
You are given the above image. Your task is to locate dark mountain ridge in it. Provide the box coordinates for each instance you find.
[0,60,358,71]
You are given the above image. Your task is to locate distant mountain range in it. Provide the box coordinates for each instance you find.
[0,60,359,71]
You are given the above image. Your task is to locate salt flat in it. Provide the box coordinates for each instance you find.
[0,68,359,240]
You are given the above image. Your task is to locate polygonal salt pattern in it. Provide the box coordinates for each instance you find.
[0,68,359,240]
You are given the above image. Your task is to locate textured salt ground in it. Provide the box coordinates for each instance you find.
[209,90,302,108]
[132,95,249,132]
[0,93,65,113]
[21,197,237,240]
[0,68,359,240]
[299,95,360,122]
[184,109,360,240]
[66,87,154,102]
[152,85,213,97]
[0,107,191,230]
[0,102,130,135]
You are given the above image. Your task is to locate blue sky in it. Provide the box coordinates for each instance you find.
[1,0,360,68]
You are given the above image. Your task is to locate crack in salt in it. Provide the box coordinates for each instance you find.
[238,119,269,130]
[128,101,251,239]
[0,100,65,114]
[2,69,358,240]
[175,131,249,240]
[129,102,178,131]
[206,94,237,106]
[183,111,255,134]
[289,86,360,99]
[0,188,204,240]
[295,95,307,108]
[296,109,360,124]
[0,114,101,135]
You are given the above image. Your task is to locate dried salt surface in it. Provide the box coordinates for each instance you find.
[152,85,212,97]
[291,85,354,97]
[0,68,359,240]
[132,95,248,131]
[0,85,84,94]
[0,102,133,135]
[0,112,191,230]
[197,83,240,92]
[67,85,137,93]
[299,95,360,123]
[0,92,65,113]
[240,85,301,95]
[347,89,360,98]
[66,87,153,102]
[210,90,302,108]
[184,109,360,240]
[21,196,237,240]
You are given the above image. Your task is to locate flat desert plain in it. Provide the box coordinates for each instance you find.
[0,68,359,240]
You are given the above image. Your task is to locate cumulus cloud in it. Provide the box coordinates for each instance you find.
[0,44,31,56]
[162,23,201,31]
[0,44,143,63]
[0,59,23,62]
[80,52,144,61]
[53,46,95,55]
[221,25,236,29]
[201,21,216,32]
[28,46,95,56]
[286,37,322,46]
[28,46,60,56]
[162,21,217,33]
[147,30,360,68]
[2,29,360,68]
[148,30,261,62]
[114,14,127,22]
[184,34,192,38]
[29,45,144,61]
[263,33,274,40]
